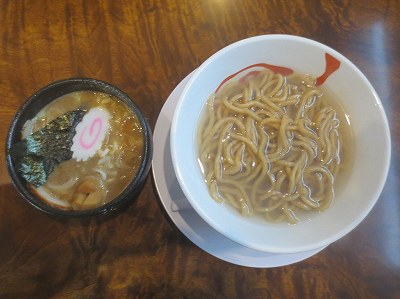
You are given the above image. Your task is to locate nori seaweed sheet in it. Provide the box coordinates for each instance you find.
[10,109,86,187]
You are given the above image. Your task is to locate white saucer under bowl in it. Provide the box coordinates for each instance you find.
[151,71,326,268]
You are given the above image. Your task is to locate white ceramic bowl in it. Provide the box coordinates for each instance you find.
[170,35,390,254]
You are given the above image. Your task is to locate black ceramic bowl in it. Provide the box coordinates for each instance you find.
[6,78,153,217]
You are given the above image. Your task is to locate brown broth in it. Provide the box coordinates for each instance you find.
[24,91,144,210]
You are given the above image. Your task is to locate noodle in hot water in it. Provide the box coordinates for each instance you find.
[197,69,353,224]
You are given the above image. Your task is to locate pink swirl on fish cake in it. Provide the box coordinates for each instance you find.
[71,108,110,161]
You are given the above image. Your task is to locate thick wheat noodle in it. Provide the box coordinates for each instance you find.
[200,97,216,138]
[277,97,300,107]
[261,96,286,114]
[230,134,258,154]
[222,98,262,121]
[250,169,275,204]
[292,140,315,162]
[245,118,257,144]
[315,106,333,124]
[294,90,322,123]
[200,117,245,152]
[230,142,245,164]
[263,75,284,96]
[271,83,290,103]
[297,118,319,141]
[224,141,237,165]
[232,163,262,184]
[198,69,342,224]
[278,115,291,150]
[257,129,270,175]
[256,109,280,118]
[210,181,223,204]
[283,203,298,223]
[294,132,318,151]
[217,179,253,214]
[228,93,244,104]
[247,81,258,102]
[235,99,269,110]
[255,200,284,213]
[275,160,295,167]
[260,78,280,95]
[259,117,281,127]
[206,171,215,185]
[328,156,340,178]
[214,123,233,180]
[319,111,336,163]
[224,159,241,175]
[224,144,244,175]
[289,152,307,193]
[300,195,321,209]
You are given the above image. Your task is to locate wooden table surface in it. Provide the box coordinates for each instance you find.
[1,1,399,298]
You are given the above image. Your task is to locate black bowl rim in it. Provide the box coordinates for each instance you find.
[5,77,153,218]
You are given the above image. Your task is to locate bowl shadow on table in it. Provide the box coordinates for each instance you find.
[150,130,201,250]
[151,128,247,257]
[151,178,195,250]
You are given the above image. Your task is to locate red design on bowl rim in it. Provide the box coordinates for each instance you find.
[216,53,341,92]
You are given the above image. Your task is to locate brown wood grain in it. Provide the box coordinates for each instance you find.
[1,0,399,298]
